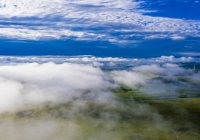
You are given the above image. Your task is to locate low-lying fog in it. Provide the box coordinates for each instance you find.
[0,56,199,140]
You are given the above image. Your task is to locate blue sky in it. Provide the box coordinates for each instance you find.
[0,0,200,57]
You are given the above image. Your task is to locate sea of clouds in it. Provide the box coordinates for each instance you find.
[0,55,199,139]
[0,55,199,112]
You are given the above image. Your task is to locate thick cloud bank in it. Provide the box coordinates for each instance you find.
[0,62,115,112]
[0,59,198,112]
[0,59,199,139]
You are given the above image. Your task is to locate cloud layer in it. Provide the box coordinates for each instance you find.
[0,0,199,41]
[0,62,115,112]
[0,58,199,139]
[0,57,198,113]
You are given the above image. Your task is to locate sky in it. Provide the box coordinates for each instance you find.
[0,0,200,57]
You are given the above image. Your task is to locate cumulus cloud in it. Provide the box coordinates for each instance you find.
[146,55,195,63]
[0,78,23,112]
[0,62,116,113]
[6,55,200,63]
[0,59,192,113]
[80,57,128,62]
[92,62,104,67]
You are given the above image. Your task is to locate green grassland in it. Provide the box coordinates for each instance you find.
[1,90,200,139]
[0,74,200,140]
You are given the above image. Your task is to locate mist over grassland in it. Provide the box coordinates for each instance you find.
[0,56,200,140]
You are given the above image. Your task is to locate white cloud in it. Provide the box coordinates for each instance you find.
[162,63,179,68]
[144,34,186,40]
[0,0,199,40]
[133,64,165,74]
[133,64,188,76]
[149,56,195,62]
[0,56,199,66]
[0,78,23,112]
[0,57,198,139]
[81,57,128,62]
[0,27,90,40]
[177,52,200,56]
[0,62,116,113]
[110,70,146,87]
[0,0,143,18]
[92,62,104,67]
[1,58,195,113]
[170,35,185,40]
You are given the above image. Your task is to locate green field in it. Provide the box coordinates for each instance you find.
[1,86,200,140]
[0,69,200,140]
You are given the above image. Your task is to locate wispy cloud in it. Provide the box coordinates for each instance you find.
[0,55,198,66]
[177,52,200,56]
[0,0,199,42]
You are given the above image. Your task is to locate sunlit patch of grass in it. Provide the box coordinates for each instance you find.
[112,85,152,101]
[139,71,160,79]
